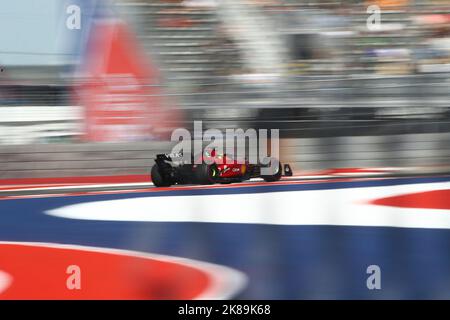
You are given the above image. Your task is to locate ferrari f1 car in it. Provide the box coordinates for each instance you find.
[150,149,293,187]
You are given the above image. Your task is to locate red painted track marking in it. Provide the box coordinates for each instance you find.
[0,176,396,201]
[371,189,450,210]
[0,184,75,191]
[0,167,394,190]
[0,243,214,300]
[319,168,389,175]
[0,175,149,186]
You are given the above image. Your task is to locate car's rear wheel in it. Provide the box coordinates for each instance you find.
[261,159,282,182]
[151,164,172,187]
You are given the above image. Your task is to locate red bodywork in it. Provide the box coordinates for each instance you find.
[198,149,248,179]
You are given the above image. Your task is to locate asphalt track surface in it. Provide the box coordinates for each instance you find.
[2,174,450,299]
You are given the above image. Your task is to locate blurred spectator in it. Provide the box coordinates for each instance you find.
[215,0,288,83]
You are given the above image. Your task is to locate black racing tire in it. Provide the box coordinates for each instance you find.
[151,164,172,187]
[195,164,218,185]
[261,160,282,182]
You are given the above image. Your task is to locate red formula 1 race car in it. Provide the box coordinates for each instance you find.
[150,149,293,187]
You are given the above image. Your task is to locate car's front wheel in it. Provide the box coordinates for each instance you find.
[261,159,282,182]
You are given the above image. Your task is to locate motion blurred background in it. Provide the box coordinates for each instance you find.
[0,0,449,176]
[1,0,450,301]
[0,0,450,177]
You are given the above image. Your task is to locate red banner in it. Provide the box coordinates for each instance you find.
[77,20,179,142]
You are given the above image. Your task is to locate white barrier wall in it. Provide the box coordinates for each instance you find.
[0,133,449,178]
[0,106,82,145]
[282,133,450,171]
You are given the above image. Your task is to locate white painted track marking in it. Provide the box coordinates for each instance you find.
[0,270,12,295]
[46,181,450,229]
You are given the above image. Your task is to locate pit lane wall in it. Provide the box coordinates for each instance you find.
[1,132,449,179]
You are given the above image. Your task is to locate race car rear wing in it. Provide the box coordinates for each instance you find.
[155,152,184,162]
